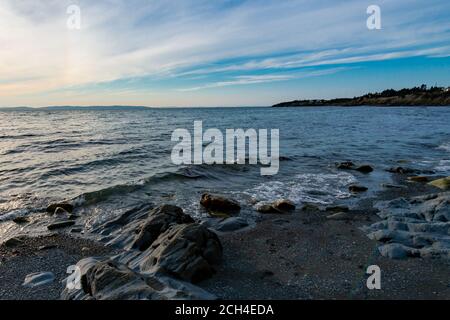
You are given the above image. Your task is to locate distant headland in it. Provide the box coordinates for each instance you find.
[272,85,450,107]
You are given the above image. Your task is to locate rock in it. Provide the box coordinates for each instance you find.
[47,220,75,230]
[54,207,70,215]
[62,258,217,300]
[301,203,321,211]
[82,260,164,299]
[363,192,450,260]
[387,167,416,174]
[22,272,55,288]
[200,194,241,214]
[140,224,222,283]
[3,237,23,248]
[381,183,405,189]
[336,161,355,170]
[336,162,373,173]
[256,204,278,214]
[13,216,29,224]
[325,205,349,213]
[271,199,296,213]
[207,217,249,232]
[47,203,74,215]
[408,176,430,183]
[132,205,194,251]
[428,177,450,190]
[349,185,368,193]
[38,245,57,251]
[326,212,353,221]
[355,165,374,173]
[378,244,410,260]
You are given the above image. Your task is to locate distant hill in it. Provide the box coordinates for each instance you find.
[273,85,450,107]
[0,105,151,111]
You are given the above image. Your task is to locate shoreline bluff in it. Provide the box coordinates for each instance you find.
[0,167,449,300]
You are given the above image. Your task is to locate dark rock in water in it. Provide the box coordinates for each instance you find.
[3,237,23,248]
[47,203,74,215]
[325,205,350,213]
[407,176,430,183]
[140,224,222,283]
[301,203,321,211]
[349,185,368,193]
[381,183,405,189]
[387,167,417,174]
[336,161,355,170]
[71,228,83,233]
[355,165,374,173]
[132,205,194,251]
[257,199,296,214]
[256,204,278,214]
[271,199,296,213]
[47,220,75,230]
[200,194,241,214]
[54,207,70,215]
[13,216,29,224]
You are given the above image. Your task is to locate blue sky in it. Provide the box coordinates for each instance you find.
[0,0,449,107]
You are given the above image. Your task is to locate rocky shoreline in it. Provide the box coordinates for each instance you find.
[0,166,449,300]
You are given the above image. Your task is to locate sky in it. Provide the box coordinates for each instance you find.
[0,0,449,107]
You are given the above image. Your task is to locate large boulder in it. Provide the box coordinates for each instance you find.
[140,224,222,283]
[132,205,194,251]
[200,194,241,215]
[62,258,217,300]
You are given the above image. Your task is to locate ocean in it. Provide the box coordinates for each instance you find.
[0,106,449,230]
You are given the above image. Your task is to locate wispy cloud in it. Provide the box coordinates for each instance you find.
[0,0,449,106]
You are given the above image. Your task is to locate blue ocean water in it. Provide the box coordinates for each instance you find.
[0,106,449,224]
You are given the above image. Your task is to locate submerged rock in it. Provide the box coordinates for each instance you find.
[336,161,355,170]
[349,185,368,193]
[23,272,55,288]
[47,203,74,215]
[132,205,194,251]
[272,199,296,213]
[200,194,241,215]
[325,205,350,213]
[355,165,374,173]
[407,176,430,183]
[139,224,222,283]
[336,162,373,173]
[256,199,296,214]
[428,177,450,190]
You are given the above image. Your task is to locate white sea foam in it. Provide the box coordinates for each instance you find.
[243,172,357,205]
[437,142,450,152]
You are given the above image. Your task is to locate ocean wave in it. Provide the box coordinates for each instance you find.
[437,142,450,152]
[243,172,357,205]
